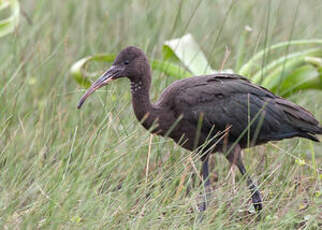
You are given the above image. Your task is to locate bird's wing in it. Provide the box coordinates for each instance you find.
[171,74,289,143]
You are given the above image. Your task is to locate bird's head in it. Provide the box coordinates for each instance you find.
[77,46,149,109]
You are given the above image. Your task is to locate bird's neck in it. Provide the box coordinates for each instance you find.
[130,77,156,130]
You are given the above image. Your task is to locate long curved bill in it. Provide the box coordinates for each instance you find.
[77,66,118,109]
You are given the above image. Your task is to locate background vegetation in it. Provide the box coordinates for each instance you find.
[1,0,321,229]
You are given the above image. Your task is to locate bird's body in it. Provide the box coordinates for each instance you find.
[78,46,322,212]
[131,73,321,153]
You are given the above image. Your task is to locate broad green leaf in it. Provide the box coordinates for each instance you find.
[70,54,116,88]
[163,33,214,75]
[260,58,305,90]
[253,48,322,84]
[305,56,322,67]
[237,39,322,97]
[239,39,322,77]
[0,0,20,38]
[274,65,322,97]
[162,45,181,63]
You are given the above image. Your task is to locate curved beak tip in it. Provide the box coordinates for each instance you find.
[77,90,92,109]
[77,102,83,109]
[76,66,118,110]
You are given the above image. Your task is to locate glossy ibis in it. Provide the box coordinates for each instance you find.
[78,46,322,212]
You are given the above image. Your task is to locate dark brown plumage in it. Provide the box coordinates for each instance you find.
[78,46,322,212]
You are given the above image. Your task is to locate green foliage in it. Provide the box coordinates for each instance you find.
[1,0,321,229]
[71,35,322,98]
[239,39,322,97]
[70,54,116,88]
[0,0,19,37]
[70,54,192,89]
[162,33,214,75]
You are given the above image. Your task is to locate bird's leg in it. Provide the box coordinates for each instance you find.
[225,145,263,212]
[237,160,263,212]
[199,155,211,212]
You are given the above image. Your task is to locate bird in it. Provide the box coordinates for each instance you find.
[77,46,322,212]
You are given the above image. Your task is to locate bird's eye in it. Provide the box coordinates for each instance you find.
[124,60,130,65]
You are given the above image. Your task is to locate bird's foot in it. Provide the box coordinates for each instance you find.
[198,201,207,212]
[251,190,263,212]
[197,188,212,212]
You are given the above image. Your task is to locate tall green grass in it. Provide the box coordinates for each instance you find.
[0,0,321,229]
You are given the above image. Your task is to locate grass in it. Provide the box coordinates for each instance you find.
[0,0,321,229]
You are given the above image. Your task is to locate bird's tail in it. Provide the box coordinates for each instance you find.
[276,98,321,142]
[318,126,322,135]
